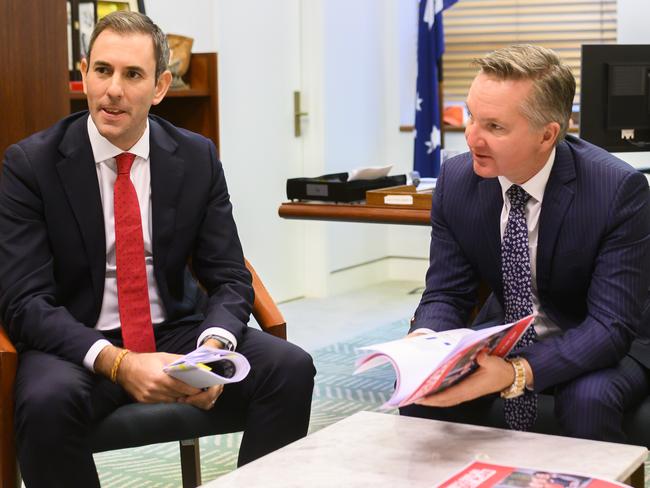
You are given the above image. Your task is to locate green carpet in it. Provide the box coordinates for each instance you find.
[95,320,406,487]
[95,320,650,487]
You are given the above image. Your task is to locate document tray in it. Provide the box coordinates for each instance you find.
[287,173,406,202]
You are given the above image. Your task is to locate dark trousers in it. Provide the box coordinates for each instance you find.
[14,322,316,488]
[400,355,649,442]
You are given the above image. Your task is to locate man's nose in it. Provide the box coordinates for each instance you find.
[465,122,483,148]
[106,75,124,98]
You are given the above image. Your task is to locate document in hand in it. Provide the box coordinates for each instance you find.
[163,345,251,389]
[354,315,535,408]
[435,460,627,488]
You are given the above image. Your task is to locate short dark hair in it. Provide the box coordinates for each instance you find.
[473,44,576,142]
[87,11,169,81]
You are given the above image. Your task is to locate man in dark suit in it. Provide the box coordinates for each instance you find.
[401,44,650,441]
[0,11,315,487]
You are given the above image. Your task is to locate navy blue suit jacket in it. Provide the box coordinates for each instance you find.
[412,136,650,392]
[0,112,253,365]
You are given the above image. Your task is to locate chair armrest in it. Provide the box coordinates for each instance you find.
[245,259,287,340]
[0,326,17,488]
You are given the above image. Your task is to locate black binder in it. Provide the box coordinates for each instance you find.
[286,173,406,203]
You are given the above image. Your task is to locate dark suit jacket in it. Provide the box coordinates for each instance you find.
[0,111,253,365]
[412,135,650,392]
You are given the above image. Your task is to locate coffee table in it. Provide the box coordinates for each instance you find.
[201,411,647,488]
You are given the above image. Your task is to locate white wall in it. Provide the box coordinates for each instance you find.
[618,0,650,44]
[144,0,216,52]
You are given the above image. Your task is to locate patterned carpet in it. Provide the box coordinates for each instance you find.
[95,319,407,487]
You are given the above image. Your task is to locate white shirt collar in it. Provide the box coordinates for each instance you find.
[498,147,556,204]
[86,115,150,164]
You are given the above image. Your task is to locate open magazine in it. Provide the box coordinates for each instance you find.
[163,345,250,389]
[354,315,535,408]
[435,461,628,488]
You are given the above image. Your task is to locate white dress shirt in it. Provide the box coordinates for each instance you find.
[82,116,236,370]
[497,148,560,338]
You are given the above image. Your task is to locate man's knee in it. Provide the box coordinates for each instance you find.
[274,343,316,392]
[554,372,626,441]
[15,353,93,442]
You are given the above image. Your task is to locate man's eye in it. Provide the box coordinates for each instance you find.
[95,66,110,75]
[127,71,142,79]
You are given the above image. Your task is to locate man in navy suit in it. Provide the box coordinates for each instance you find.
[0,11,314,487]
[401,44,650,441]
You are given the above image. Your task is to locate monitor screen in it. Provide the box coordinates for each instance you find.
[580,44,650,152]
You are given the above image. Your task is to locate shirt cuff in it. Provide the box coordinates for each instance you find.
[197,327,238,351]
[83,339,113,372]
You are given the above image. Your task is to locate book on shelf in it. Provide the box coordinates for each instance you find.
[354,315,535,408]
[435,461,628,488]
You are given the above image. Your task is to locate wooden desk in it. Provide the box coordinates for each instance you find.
[278,201,430,226]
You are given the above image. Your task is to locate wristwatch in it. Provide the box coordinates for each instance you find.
[500,357,527,399]
[203,335,235,351]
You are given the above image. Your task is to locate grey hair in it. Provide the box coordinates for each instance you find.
[87,10,169,81]
[473,44,575,142]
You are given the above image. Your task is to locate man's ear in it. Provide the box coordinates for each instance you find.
[152,70,172,106]
[80,57,88,95]
[541,121,561,149]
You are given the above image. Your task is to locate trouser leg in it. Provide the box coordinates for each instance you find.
[553,355,649,442]
[211,328,316,466]
[14,350,130,488]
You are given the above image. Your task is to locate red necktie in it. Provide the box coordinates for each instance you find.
[114,152,156,352]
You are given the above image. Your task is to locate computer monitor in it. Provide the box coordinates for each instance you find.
[580,44,650,152]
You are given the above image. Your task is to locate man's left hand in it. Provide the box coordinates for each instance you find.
[178,384,224,411]
[176,337,227,410]
[414,352,514,407]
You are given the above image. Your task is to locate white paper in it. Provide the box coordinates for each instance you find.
[164,345,250,389]
[347,164,392,181]
[416,178,436,191]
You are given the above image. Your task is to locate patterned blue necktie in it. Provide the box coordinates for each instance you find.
[501,184,537,431]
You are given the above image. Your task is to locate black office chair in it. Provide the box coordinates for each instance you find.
[0,259,287,488]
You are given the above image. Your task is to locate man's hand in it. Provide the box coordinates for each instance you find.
[116,351,203,403]
[414,352,516,407]
[177,384,224,411]
[95,345,200,403]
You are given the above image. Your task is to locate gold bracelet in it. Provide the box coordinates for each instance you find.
[110,349,130,383]
[500,357,527,399]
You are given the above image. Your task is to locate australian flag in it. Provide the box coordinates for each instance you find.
[414,0,457,177]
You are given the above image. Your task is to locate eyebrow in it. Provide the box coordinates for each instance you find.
[464,102,505,125]
[92,60,146,73]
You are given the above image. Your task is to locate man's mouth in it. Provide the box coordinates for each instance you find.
[102,107,126,116]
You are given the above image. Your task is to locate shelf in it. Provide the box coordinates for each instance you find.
[278,201,431,226]
[69,87,210,100]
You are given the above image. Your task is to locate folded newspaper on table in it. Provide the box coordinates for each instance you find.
[354,315,535,408]
[164,345,250,389]
[435,460,628,488]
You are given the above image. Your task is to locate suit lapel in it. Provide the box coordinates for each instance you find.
[149,118,184,273]
[536,141,576,293]
[478,177,504,295]
[57,115,105,307]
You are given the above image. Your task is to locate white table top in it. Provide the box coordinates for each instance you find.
[202,411,647,488]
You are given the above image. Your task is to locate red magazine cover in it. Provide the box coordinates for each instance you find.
[436,461,627,488]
